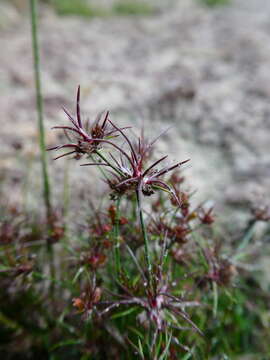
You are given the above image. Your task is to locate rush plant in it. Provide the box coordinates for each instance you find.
[42,87,270,358]
[49,87,190,285]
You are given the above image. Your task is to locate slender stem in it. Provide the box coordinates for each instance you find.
[30,0,52,219]
[237,219,256,252]
[30,0,55,295]
[212,281,218,318]
[95,149,124,177]
[136,190,152,284]
[114,197,121,275]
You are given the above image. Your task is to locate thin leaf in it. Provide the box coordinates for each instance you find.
[50,339,83,351]
[159,331,172,360]
[127,326,144,340]
[72,266,85,284]
[138,338,145,359]
[111,306,138,320]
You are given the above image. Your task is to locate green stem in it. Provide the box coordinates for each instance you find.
[114,197,121,275]
[30,0,52,220]
[95,150,124,177]
[136,190,152,284]
[212,281,218,318]
[237,219,256,252]
[30,0,55,295]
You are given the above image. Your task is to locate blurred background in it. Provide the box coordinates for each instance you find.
[1,0,270,225]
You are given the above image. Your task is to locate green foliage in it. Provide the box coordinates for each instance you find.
[199,0,231,6]
[48,0,155,18]
[51,0,107,17]
[112,1,155,16]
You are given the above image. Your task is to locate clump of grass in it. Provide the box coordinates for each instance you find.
[112,1,155,16]
[51,0,107,17]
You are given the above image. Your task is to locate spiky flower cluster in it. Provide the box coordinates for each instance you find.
[48,86,124,160]
[49,86,189,203]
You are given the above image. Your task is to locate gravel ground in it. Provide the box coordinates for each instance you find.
[0,0,270,222]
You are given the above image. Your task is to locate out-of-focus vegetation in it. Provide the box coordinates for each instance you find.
[2,0,233,19]
[198,0,231,7]
[49,0,231,17]
[48,0,232,18]
[47,0,155,17]
[50,0,107,17]
[112,1,155,16]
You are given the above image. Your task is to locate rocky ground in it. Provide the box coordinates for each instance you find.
[0,0,270,223]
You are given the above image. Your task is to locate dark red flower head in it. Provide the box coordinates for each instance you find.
[83,122,190,204]
[48,86,121,160]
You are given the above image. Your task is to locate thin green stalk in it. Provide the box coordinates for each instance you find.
[136,190,152,284]
[95,149,123,177]
[30,0,52,219]
[212,281,218,318]
[237,219,256,252]
[114,197,121,275]
[30,0,55,294]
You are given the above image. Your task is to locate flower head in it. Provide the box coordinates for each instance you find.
[48,86,121,160]
[49,87,190,204]
[83,123,190,204]
[72,285,102,317]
